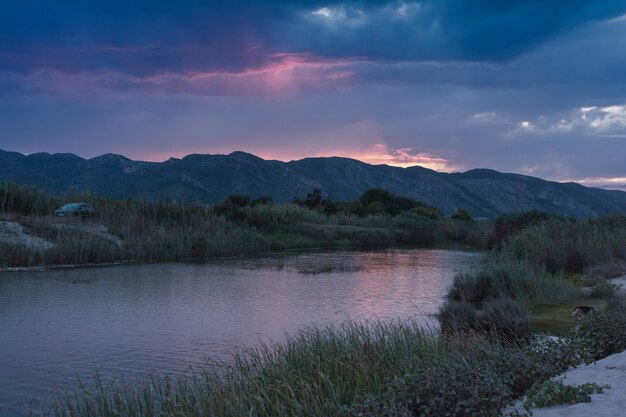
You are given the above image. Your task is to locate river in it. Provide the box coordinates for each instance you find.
[0,248,481,416]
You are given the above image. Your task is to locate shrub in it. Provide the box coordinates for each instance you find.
[498,216,626,274]
[447,261,578,306]
[390,352,510,417]
[589,279,618,298]
[480,298,530,341]
[572,312,626,363]
[451,208,475,224]
[494,211,554,245]
[0,182,59,215]
[525,379,608,408]
[498,339,578,398]
[439,299,530,341]
[438,301,479,335]
[605,294,626,314]
[409,206,443,220]
[344,337,578,417]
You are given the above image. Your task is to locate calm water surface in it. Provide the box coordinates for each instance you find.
[0,248,481,416]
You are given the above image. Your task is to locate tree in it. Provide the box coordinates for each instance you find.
[451,208,475,224]
[304,188,323,208]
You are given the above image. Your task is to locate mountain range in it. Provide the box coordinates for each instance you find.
[1,149,625,218]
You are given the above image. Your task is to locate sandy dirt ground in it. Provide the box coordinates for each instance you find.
[609,275,626,295]
[52,222,123,247]
[0,219,123,249]
[0,221,54,250]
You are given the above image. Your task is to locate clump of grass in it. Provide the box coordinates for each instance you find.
[52,319,443,417]
[447,260,579,306]
[584,261,626,279]
[498,216,626,274]
[528,301,605,336]
[52,320,582,417]
[439,298,530,341]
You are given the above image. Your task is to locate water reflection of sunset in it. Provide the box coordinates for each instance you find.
[346,250,455,320]
[0,248,481,414]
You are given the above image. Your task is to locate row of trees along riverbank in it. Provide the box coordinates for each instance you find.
[2,183,484,268]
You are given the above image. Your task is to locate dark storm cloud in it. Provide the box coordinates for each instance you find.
[1,1,626,190]
[2,0,626,76]
[279,0,626,62]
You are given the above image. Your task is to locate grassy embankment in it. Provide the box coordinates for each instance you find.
[45,211,626,416]
[443,214,626,336]
[0,183,487,268]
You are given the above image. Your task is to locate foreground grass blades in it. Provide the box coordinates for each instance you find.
[52,322,581,417]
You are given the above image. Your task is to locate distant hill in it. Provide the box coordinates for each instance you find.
[1,149,626,218]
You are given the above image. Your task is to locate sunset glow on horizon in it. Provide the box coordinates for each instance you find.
[1,1,626,190]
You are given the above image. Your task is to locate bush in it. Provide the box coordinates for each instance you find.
[525,379,608,408]
[480,298,530,341]
[589,279,618,298]
[447,261,578,306]
[0,182,59,215]
[572,312,626,363]
[498,216,626,274]
[494,211,554,245]
[451,208,475,224]
[344,338,578,417]
[391,353,509,417]
[439,299,530,341]
[605,294,626,314]
[438,301,479,335]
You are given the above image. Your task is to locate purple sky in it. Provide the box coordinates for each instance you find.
[1,1,626,189]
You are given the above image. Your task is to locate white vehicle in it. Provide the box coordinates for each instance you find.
[54,203,94,217]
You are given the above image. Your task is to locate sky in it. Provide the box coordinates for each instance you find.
[1,1,626,190]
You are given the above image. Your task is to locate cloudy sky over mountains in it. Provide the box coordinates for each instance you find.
[1,1,626,189]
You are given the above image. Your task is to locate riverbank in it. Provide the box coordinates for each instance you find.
[0,188,489,269]
[0,214,482,272]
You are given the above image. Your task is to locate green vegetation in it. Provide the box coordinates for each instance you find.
[524,380,608,409]
[0,182,484,268]
[496,215,626,274]
[529,301,604,336]
[451,208,475,224]
[440,214,626,339]
[572,311,626,363]
[52,324,581,417]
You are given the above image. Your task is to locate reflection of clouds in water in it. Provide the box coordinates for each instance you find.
[0,248,481,415]
[296,264,362,275]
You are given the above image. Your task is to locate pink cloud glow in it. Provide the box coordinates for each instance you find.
[352,144,458,171]
[561,176,626,191]
[1,53,361,97]
[136,143,458,173]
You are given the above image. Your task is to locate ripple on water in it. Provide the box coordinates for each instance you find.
[0,248,481,416]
